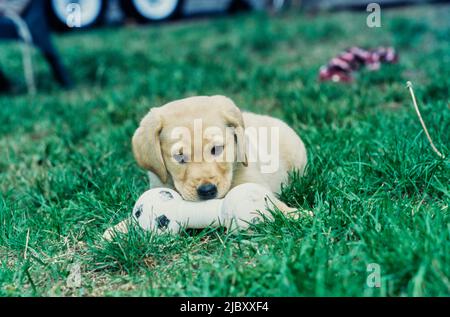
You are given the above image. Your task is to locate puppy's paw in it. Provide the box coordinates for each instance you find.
[298,209,315,218]
[272,199,314,219]
[102,228,115,241]
[102,219,132,241]
[287,209,314,220]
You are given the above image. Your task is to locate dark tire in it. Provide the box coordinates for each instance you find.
[228,0,252,13]
[229,0,290,12]
[47,0,108,31]
[120,0,183,23]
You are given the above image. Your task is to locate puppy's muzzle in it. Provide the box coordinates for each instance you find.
[197,183,218,200]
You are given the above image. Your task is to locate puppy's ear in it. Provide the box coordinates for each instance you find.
[132,108,168,183]
[222,101,248,167]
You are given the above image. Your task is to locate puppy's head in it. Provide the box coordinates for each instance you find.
[132,96,247,201]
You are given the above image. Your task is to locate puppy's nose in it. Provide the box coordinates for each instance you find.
[197,183,218,200]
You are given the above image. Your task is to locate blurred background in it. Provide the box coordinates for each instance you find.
[41,0,450,30]
[0,0,448,93]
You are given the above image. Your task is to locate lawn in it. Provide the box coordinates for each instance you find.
[0,4,449,297]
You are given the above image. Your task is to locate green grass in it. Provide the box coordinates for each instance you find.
[0,5,449,297]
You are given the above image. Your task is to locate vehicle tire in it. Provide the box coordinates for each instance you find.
[229,0,290,12]
[121,0,183,23]
[47,0,108,31]
[228,0,251,13]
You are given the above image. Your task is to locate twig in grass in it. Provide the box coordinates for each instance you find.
[406,81,445,159]
[24,229,30,260]
[24,266,37,294]
[215,231,225,248]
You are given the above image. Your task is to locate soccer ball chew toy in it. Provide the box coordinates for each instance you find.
[103,183,302,240]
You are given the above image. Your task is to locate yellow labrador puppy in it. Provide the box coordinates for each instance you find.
[132,95,307,214]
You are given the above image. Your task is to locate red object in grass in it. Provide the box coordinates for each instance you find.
[319,46,398,83]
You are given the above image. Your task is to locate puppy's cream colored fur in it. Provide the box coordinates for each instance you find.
[132,95,307,213]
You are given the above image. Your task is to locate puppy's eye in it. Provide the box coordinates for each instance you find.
[211,145,224,156]
[173,153,187,164]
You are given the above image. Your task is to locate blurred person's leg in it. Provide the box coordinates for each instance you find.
[0,18,20,39]
[0,19,20,92]
[0,67,13,92]
[24,0,73,88]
